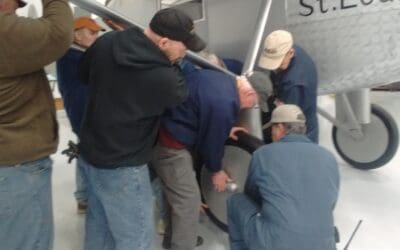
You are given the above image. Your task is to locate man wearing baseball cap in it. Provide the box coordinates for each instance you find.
[0,0,26,14]
[77,8,206,250]
[56,16,104,214]
[258,30,319,143]
[227,104,339,250]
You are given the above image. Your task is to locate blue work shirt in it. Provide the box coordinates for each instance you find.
[162,62,240,172]
[271,46,319,143]
[245,134,339,250]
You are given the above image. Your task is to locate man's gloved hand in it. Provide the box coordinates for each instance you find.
[61,140,79,164]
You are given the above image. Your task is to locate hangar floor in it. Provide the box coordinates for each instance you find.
[52,91,400,250]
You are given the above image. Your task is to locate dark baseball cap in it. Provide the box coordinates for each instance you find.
[150,8,206,52]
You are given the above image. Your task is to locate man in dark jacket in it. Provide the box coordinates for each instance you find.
[227,104,339,250]
[56,16,104,213]
[259,30,319,143]
[78,8,205,250]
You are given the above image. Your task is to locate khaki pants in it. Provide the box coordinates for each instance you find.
[151,144,201,250]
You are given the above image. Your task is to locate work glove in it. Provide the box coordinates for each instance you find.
[61,140,79,164]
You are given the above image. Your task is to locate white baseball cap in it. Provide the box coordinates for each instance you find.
[258,30,293,70]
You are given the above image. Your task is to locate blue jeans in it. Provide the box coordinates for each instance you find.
[0,157,53,250]
[227,193,267,250]
[74,159,87,203]
[79,157,153,250]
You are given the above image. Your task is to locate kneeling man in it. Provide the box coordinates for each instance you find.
[227,104,339,250]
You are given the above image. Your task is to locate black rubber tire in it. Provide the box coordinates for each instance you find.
[202,131,264,232]
[224,131,265,154]
[332,103,399,170]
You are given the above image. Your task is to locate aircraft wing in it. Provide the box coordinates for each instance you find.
[286,0,400,95]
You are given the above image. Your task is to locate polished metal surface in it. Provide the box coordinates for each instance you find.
[106,0,158,26]
[346,89,371,124]
[70,0,145,28]
[241,0,272,75]
[240,0,272,140]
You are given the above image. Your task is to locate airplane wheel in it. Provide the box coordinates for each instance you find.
[200,132,264,232]
[332,104,399,170]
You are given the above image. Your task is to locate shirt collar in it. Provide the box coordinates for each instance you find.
[279,133,311,143]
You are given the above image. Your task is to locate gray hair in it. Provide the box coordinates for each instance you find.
[282,122,306,135]
[198,48,225,68]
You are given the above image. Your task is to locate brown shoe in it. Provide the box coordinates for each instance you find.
[77,202,87,214]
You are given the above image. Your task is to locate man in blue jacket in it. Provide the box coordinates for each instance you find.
[150,53,270,250]
[259,30,319,143]
[56,16,104,213]
[227,104,339,250]
[78,8,205,250]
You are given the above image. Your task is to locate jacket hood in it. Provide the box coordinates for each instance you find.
[112,27,171,69]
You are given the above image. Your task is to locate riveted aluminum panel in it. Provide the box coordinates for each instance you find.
[286,0,400,94]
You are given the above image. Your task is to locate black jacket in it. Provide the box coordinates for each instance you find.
[79,27,187,168]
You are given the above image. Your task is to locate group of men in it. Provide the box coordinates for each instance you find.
[0,0,340,250]
[227,30,338,250]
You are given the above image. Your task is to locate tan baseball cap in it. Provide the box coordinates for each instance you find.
[258,30,293,70]
[263,104,305,129]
